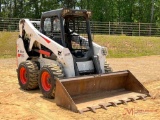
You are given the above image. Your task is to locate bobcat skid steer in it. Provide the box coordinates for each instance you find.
[17,8,150,113]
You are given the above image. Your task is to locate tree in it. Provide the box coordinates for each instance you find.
[60,0,77,8]
[0,0,1,13]
[150,0,155,23]
[0,0,160,24]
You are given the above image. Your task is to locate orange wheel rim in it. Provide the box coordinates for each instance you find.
[41,71,51,91]
[20,67,27,84]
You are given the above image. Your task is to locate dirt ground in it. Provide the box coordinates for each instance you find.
[0,56,160,120]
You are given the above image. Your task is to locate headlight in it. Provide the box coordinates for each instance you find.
[101,47,108,56]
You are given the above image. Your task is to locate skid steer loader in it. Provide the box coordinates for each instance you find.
[17,8,150,113]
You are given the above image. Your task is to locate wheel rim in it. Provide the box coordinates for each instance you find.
[41,71,51,91]
[20,67,27,84]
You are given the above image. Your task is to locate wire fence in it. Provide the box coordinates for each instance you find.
[1,17,160,37]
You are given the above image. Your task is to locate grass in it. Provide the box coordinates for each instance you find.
[94,35,160,58]
[0,32,19,58]
[0,32,160,58]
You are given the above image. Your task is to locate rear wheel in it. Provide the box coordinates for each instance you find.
[38,64,64,98]
[18,60,39,90]
[104,61,113,73]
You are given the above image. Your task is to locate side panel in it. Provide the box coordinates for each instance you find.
[61,48,75,77]
[92,42,106,73]
[16,38,29,66]
[79,36,106,73]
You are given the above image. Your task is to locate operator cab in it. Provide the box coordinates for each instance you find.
[40,8,93,60]
[40,8,102,75]
[64,16,90,58]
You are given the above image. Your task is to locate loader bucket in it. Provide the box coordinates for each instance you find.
[55,70,150,113]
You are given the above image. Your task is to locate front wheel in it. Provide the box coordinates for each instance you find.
[38,64,64,98]
[17,60,39,90]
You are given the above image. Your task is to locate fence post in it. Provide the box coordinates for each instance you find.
[109,21,110,35]
[139,22,141,36]
[149,23,152,36]
[121,22,123,35]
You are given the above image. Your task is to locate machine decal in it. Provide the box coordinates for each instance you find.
[58,51,62,55]
[39,34,51,43]
[17,50,25,57]
[17,53,24,57]
[39,50,51,56]
[18,54,21,57]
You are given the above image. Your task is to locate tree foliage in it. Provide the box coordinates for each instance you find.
[0,0,159,23]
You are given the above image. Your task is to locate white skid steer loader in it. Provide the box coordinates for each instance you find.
[17,8,150,113]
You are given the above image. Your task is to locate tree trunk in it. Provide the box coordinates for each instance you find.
[9,0,12,17]
[150,0,154,23]
[34,1,39,18]
[87,0,89,9]
[0,0,1,13]
[118,1,121,22]
[138,0,141,22]
[149,0,154,36]
[80,0,82,9]
[129,1,134,22]
[14,0,17,17]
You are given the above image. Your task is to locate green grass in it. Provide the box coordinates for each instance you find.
[0,32,19,58]
[0,32,160,58]
[94,35,160,58]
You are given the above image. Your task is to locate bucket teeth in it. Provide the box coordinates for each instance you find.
[78,110,84,114]
[138,95,146,101]
[129,98,137,103]
[109,102,118,107]
[99,103,108,110]
[87,106,96,113]
[77,95,148,113]
[55,70,150,113]
[119,100,127,105]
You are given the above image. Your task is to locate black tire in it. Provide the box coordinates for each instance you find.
[17,60,39,90]
[38,64,64,98]
[104,61,113,73]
